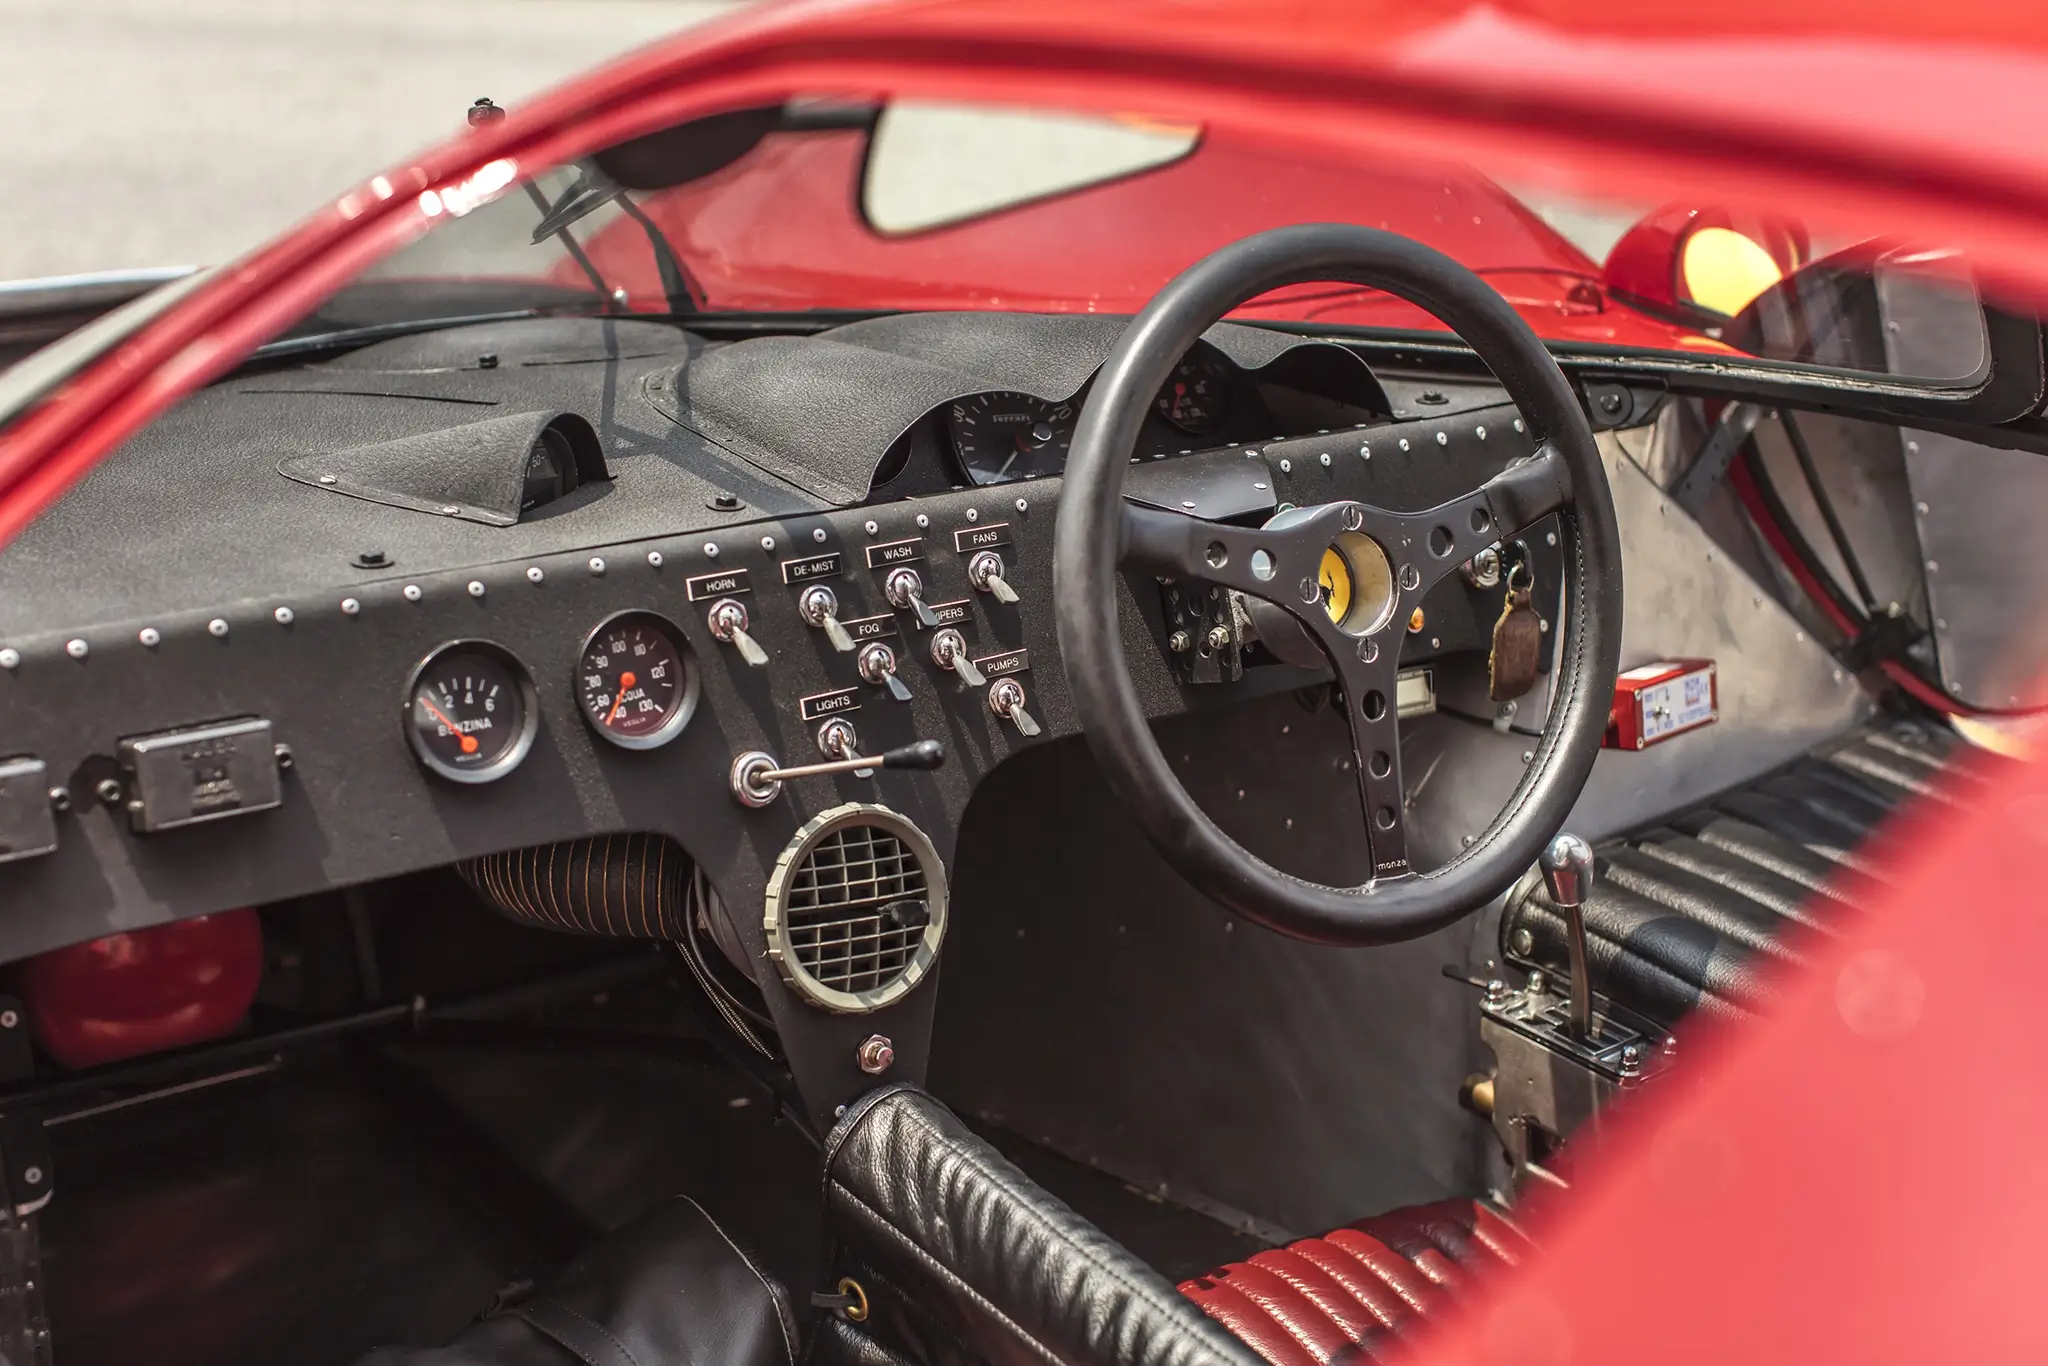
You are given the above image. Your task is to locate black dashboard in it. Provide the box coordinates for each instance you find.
[0,309,1587,1122]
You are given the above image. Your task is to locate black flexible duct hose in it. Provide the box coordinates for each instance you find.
[457,832,691,939]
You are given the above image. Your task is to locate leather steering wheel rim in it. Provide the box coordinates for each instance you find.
[1053,224,1623,945]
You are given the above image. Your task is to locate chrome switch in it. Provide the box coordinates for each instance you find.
[857,642,913,702]
[815,717,872,776]
[967,551,1019,605]
[883,568,941,628]
[929,629,985,686]
[986,677,1041,737]
[798,585,856,652]
[706,598,768,666]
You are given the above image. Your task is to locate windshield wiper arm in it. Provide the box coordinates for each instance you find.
[530,162,699,315]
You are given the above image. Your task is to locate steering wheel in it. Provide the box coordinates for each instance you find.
[1053,225,1623,945]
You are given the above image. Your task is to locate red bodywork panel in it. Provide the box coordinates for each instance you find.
[15,910,263,1069]
[569,127,1690,348]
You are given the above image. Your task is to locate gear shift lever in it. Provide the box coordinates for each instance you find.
[1539,833,1597,1040]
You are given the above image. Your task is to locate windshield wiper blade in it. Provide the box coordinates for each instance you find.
[531,170,624,245]
[248,309,554,362]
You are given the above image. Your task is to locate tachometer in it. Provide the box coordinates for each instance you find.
[404,641,539,783]
[575,611,699,750]
[948,390,1074,486]
[1154,351,1229,435]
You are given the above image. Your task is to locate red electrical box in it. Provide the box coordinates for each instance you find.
[1606,658,1719,750]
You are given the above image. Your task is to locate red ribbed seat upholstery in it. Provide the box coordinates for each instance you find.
[1178,1200,1531,1365]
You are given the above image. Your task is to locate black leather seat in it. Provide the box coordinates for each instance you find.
[1504,718,1983,1024]
[819,1084,1263,1366]
[353,1195,799,1366]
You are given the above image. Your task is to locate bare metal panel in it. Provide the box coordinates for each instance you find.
[1897,431,2048,709]
[934,697,1493,1241]
[1876,269,2048,709]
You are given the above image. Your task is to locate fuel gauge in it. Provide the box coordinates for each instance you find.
[404,641,539,783]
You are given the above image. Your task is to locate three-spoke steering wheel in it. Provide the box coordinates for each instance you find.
[1053,225,1623,945]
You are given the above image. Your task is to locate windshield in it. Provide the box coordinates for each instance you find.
[295,99,1988,382]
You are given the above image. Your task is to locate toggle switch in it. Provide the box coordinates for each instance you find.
[816,716,864,767]
[798,585,855,652]
[967,551,1019,604]
[883,568,941,627]
[987,677,1041,737]
[706,598,768,667]
[929,629,984,686]
[857,642,913,702]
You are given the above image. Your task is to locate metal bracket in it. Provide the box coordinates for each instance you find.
[1476,980,1672,1184]
[1672,402,1766,517]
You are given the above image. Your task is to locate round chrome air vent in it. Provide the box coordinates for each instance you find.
[763,804,948,1014]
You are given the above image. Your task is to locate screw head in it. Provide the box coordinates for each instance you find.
[341,598,361,616]
[274,606,295,625]
[1205,625,1231,651]
[759,535,776,552]
[1510,927,1535,956]
[588,557,606,575]
[440,505,461,516]
[65,638,88,659]
[138,627,162,647]
[1015,498,1029,513]
[95,778,123,805]
[857,1034,896,1075]
[864,520,879,535]
[966,508,980,523]
[402,586,422,603]
[22,1167,40,1186]
[1,1011,18,1029]
[1168,630,1192,653]
[1483,978,1509,1004]
[525,567,544,584]
[704,543,720,559]
[647,550,664,568]
[812,528,828,544]
[915,513,930,529]
[47,788,70,813]
[466,581,485,599]
[208,617,231,636]
[0,648,17,670]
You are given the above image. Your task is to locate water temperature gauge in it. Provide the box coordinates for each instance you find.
[404,640,539,783]
[575,610,700,750]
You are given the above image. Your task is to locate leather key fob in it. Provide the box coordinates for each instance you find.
[1489,577,1542,702]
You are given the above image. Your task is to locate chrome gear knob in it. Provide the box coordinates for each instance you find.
[1538,832,1597,1039]
[1539,832,1596,907]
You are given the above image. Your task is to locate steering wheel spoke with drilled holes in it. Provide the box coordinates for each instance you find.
[1055,224,1622,945]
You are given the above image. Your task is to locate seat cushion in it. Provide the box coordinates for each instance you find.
[1178,1200,1531,1366]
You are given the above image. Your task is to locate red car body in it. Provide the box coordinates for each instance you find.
[4,1,2048,1359]
[560,121,1695,349]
